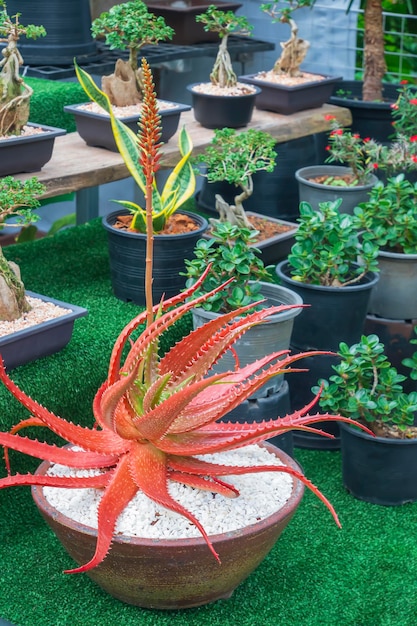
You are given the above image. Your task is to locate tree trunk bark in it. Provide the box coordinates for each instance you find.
[362,0,387,102]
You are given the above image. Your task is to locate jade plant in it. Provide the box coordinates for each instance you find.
[287,199,379,286]
[196,6,253,89]
[0,175,45,321]
[196,127,277,227]
[91,0,174,105]
[0,0,46,135]
[314,334,417,439]
[354,173,417,254]
[75,61,195,233]
[0,58,369,575]
[260,0,311,77]
[183,221,273,313]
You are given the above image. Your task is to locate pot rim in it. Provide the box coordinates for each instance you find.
[186,83,261,99]
[32,442,304,549]
[377,248,417,261]
[340,421,417,445]
[102,209,208,240]
[276,260,380,293]
[295,165,379,191]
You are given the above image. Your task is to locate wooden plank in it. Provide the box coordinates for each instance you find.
[15,104,351,202]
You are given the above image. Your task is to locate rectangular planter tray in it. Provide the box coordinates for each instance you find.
[0,292,88,371]
[0,123,66,176]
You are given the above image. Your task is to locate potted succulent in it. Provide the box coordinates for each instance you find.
[0,176,87,370]
[276,198,380,446]
[76,62,208,306]
[295,115,380,214]
[195,126,298,264]
[186,5,260,128]
[354,173,417,321]
[314,333,417,505]
[65,0,190,151]
[0,1,66,175]
[0,58,368,609]
[239,0,341,114]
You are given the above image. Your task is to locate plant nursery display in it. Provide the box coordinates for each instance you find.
[65,1,189,150]
[354,173,417,320]
[0,59,368,609]
[0,176,87,369]
[0,1,65,175]
[196,126,298,263]
[315,333,417,505]
[76,62,207,305]
[276,199,379,446]
[239,0,340,114]
[187,5,260,128]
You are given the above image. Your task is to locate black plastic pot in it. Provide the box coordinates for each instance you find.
[221,381,294,458]
[187,84,260,129]
[328,80,413,144]
[103,210,208,306]
[5,0,97,65]
[275,260,379,448]
[239,73,341,115]
[340,423,417,505]
[197,135,318,222]
[64,102,191,152]
[0,291,87,371]
[0,124,66,177]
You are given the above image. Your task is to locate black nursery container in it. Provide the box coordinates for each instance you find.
[187,84,261,129]
[340,423,417,506]
[103,210,208,306]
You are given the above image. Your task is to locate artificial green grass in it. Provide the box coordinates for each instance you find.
[27,77,86,133]
[1,219,417,626]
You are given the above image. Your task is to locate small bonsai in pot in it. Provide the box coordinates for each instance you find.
[187,6,259,128]
[0,58,368,607]
[0,0,45,136]
[90,0,174,106]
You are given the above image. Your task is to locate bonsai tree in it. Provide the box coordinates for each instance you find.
[183,221,273,313]
[90,0,174,105]
[0,58,369,578]
[314,333,417,439]
[260,0,311,77]
[287,199,379,286]
[0,175,45,320]
[354,173,417,254]
[0,0,46,135]
[75,61,195,233]
[195,5,253,89]
[196,127,277,227]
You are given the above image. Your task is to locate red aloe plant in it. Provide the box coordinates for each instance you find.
[0,59,371,575]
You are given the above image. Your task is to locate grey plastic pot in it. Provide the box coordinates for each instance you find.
[295,165,379,215]
[191,282,303,399]
[368,250,417,320]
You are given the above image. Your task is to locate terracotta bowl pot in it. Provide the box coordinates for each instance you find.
[32,443,304,609]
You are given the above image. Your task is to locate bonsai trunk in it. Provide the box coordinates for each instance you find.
[0,247,31,321]
[101,58,143,106]
[362,0,386,102]
[211,186,253,229]
[0,40,32,135]
[210,35,237,87]
[273,19,309,77]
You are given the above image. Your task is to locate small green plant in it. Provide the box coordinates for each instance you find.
[0,175,45,320]
[183,221,273,313]
[260,1,312,76]
[314,334,417,438]
[354,173,417,254]
[196,6,253,88]
[196,127,276,227]
[391,81,417,138]
[75,61,195,233]
[91,0,174,105]
[0,1,46,135]
[287,199,379,287]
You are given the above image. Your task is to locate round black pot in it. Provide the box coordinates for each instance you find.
[103,210,208,306]
[275,260,379,448]
[328,80,412,144]
[340,423,417,505]
[187,84,261,129]
[197,135,318,222]
[6,0,97,65]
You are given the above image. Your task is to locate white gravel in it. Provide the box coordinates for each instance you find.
[0,296,69,337]
[43,445,294,539]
